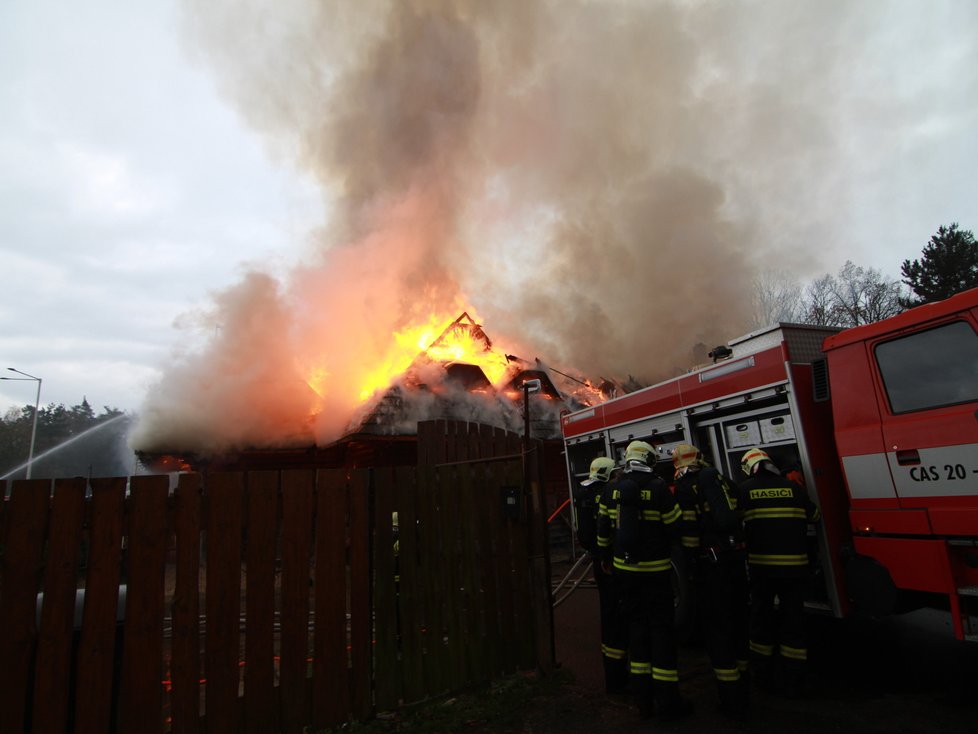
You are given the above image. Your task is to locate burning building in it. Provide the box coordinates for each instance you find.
[136,311,610,473]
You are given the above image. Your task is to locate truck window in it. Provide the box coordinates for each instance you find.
[874,320,978,413]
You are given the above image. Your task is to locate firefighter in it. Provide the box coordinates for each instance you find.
[597,440,691,720]
[738,447,821,697]
[573,456,627,694]
[673,444,750,718]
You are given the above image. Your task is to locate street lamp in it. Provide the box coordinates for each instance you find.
[1,367,42,479]
[521,378,542,495]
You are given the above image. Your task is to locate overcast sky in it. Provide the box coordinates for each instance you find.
[2,0,976,418]
[0,0,321,415]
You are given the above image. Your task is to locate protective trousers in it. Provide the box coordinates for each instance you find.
[595,563,628,693]
[696,553,749,714]
[618,570,680,716]
[749,574,807,695]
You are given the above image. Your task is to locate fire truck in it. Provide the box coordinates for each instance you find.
[561,287,978,640]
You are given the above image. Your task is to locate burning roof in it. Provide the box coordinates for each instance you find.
[134,308,610,465]
[350,312,602,439]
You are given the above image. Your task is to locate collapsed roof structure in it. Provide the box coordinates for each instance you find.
[138,313,612,473]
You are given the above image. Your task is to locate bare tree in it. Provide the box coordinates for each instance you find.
[750,269,804,327]
[801,261,904,328]
[802,274,837,326]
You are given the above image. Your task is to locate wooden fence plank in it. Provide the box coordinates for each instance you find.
[280,469,314,734]
[473,463,502,678]
[433,420,448,465]
[416,421,432,466]
[171,473,202,734]
[466,422,481,461]
[0,479,51,734]
[349,469,372,720]
[32,477,85,734]
[75,477,126,734]
[244,471,278,734]
[491,425,508,459]
[416,465,444,694]
[504,458,535,670]
[527,454,556,672]
[456,465,485,683]
[487,460,520,674]
[372,466,400,711]
[438,466,465,684]
[393,466,425,703]
[312,469,350,729]
[204,473,244,734]
[433,465,453,693]
[455,463,479,683]
[118,475,170,734]
[444,421,458,464]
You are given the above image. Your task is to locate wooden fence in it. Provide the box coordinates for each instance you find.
[0,439,554,732]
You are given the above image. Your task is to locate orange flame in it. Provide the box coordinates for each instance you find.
[305,310,517,404]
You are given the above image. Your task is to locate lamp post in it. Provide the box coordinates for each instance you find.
[521,378,542,494]
[1,367,42,479]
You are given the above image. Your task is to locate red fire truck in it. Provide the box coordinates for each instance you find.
[561,287,978,640]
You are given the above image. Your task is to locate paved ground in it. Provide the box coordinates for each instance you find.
[549,572,978,733]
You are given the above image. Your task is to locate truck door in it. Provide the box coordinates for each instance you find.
[872,316,978,531]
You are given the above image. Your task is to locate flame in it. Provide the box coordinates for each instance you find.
[355,314,453,401]
[424,325,511,384]
[145,454,194,473]
[304,310,518,405]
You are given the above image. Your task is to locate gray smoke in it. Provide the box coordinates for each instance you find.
[132,0,966,452]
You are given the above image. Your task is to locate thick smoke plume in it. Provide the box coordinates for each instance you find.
[132,0,898,453]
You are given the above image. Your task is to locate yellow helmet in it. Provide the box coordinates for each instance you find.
[587,456,616,482]
[741,447,771,476]
[624,440,655,464]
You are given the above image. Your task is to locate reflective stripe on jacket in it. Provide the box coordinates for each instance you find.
[737,469,820,576]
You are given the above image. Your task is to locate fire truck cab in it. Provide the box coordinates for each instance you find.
[562,287,978,639]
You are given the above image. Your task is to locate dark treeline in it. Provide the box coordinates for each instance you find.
[1,399,133,480]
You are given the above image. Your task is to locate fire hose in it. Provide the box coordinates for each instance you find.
[551,551,593,608]
[547,497,595,607]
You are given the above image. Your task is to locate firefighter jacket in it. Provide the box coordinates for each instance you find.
[674,466,744,557]
[737,469,820,577]
[597,463,681,574]
[573,478,607,554]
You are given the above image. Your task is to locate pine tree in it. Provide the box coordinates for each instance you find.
[901,223,978,307]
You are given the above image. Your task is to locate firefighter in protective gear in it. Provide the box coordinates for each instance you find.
[673,444,750,718]
[596,440,692,720]
[738,447,821,696]
[573,456,627,693]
